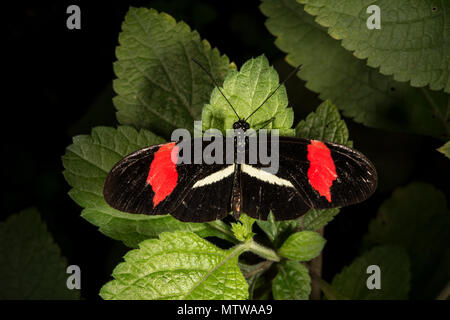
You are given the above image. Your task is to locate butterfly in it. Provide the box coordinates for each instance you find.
[103,60,377,222]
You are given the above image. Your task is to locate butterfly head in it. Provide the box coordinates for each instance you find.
[233,119,250,132]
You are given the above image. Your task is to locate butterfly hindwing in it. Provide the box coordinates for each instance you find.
[239,163,311,220]
[170,165,234,222]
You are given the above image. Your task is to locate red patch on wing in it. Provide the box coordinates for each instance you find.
[146,142,179,207]
[307,140,337,202]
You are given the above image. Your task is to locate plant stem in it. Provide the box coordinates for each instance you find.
[309,227,324,300]
[242,260,274,279]
[308,267,345,300]
[246,239,281,262]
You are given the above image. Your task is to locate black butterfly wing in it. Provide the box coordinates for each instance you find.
[239,166,311,220]
[104,135,377,222]
[169,168,234,222]
[240,136,377,220]
[169,137,236,222]
[278,136,377,208]
[103,140,233,221]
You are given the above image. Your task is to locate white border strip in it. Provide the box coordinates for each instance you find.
[192,164,235,188]
[241,164,294,188]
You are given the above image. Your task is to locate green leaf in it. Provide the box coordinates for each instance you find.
[364,182,449,249]
[231,214,256,241]
[62,126,233,247]
[0,208,80,299]
[248,276,268,300]
[437,140,450,159]
[100,231,248,300]
[202,55,295,136]
[363,182,450,298]
[299,0,450,93]
[114,7,233,138]
[332,246,411,300]
[278,231,326,261]
[301,208,340,231]
[261,0,449,138]
[296,100,352,147]
[239,261,273,300]
[257,211,300,245]
[273,261,311,300]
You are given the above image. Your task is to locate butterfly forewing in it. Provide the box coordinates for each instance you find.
[237,136,376,220]
[276,136,377,210]
[103,139,233,221]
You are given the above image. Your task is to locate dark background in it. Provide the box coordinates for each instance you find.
[4,1,449,299]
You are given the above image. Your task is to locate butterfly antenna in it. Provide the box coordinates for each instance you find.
[191,58,241,120]
[244,64,302,122]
